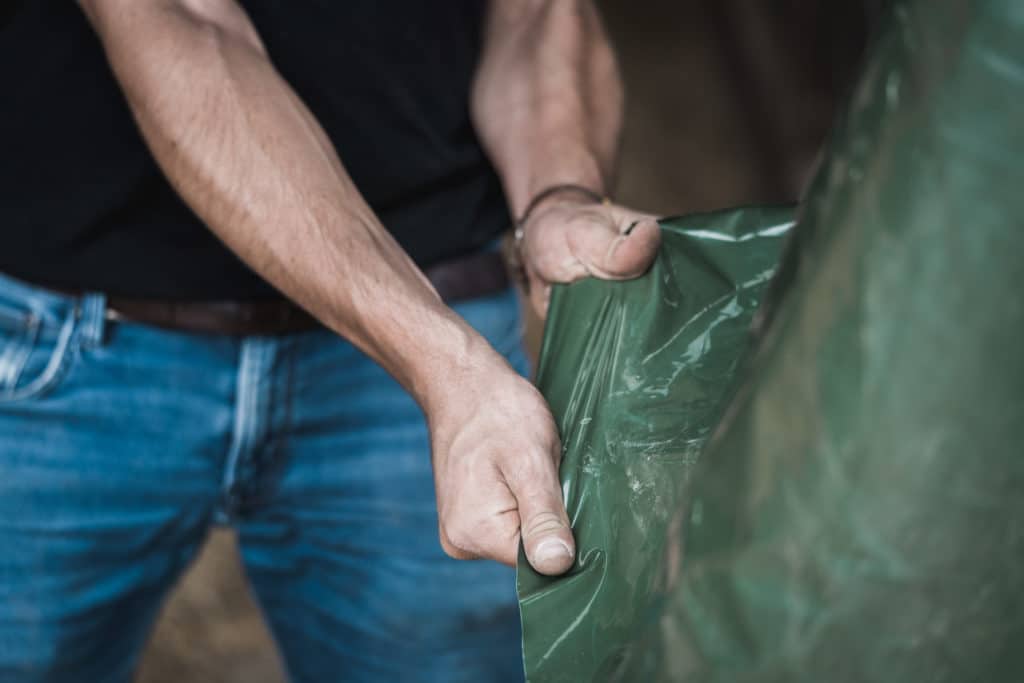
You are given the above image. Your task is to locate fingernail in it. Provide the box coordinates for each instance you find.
[535,538,574,564]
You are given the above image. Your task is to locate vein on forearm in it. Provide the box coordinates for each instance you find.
[83,0,484,406]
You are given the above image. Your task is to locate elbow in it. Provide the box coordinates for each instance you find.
[78,0,265,57]
[175,0,266,54]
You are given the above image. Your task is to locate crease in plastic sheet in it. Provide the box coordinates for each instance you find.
[518,0,1024,680]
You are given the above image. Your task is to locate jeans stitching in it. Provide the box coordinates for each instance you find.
[0,316,40,389]
[0,305,78,404]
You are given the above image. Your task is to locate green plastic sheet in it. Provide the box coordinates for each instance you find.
[518,206,796,681]
[518,0,1024,680]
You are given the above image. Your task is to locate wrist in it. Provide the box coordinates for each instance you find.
[410,317,515,420]
[499,132,608,215]
[516,183,608,228]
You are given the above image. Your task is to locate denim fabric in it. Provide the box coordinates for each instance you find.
[0,271,527,683]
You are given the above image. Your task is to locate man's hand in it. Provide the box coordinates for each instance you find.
[465,0,659,573]
[82,0,583,578]
[81,0,644,577]
[427,357,574,575]
[473,1,662,313]
[519,193,661,317]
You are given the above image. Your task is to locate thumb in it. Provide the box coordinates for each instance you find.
[513,465,576,576]
[575,215,662,280]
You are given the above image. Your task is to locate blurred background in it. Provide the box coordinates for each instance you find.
[136,2,874,681]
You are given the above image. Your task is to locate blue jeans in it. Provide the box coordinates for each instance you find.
[0,271,527,683]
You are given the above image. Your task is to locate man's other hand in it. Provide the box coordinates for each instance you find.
[427,359,574,576]
[520,196,662,318]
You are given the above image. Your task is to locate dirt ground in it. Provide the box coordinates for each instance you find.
[136,3,867,681]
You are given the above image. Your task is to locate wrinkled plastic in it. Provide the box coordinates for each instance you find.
[519,0,1024,680]
[518,206,796,682]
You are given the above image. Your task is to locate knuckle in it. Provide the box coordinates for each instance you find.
[439,537,462,559]
[439,521,477,560]
[524,511,567,540]
[443,524,476,554]
[504,453,554,489]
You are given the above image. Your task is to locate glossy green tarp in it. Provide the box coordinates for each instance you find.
[518,205,796,682]
[518,0,1024,680]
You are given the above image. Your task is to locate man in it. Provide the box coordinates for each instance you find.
[0,1,660,681]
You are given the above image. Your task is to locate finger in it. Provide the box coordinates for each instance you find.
[444,514,521,566]
[438,525,480,561]
[521,263,550,319]
[508,455,575,576]
[480,516,522,568]
[528,279,551,321]
[439,495,522,566]
[519,492,574,575]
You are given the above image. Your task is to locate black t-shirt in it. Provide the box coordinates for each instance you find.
[0,1,510,298]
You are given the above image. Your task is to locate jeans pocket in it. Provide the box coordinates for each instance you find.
[0,300,78,405]
[454,288,532,378]
[458,289,525,354]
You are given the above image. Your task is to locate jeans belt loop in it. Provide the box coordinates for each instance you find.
[77,292,108,349]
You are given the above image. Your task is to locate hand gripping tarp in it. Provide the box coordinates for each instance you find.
[517,0,1024,680]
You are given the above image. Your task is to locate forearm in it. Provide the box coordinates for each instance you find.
[81,1,498,409]
[472,0,623,216]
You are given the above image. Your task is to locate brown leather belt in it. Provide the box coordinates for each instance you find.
[92,250,510,337]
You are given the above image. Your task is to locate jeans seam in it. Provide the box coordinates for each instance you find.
[219,338,275,521]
